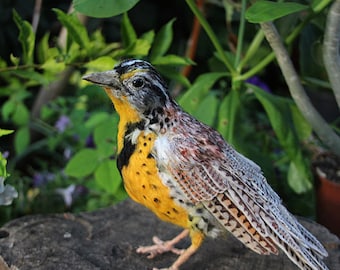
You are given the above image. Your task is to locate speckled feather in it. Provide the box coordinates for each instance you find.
[83,59,329,270]
[153,104,328,270]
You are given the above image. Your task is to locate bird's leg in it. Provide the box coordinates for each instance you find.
[138,229,205,270]
[136,229,189,259]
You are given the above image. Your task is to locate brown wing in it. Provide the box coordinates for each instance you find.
[159,114,328,270]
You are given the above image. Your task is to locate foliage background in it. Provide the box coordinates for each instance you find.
[0,0,338,226]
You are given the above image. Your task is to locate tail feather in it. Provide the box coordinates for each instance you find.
[260,208,329,270]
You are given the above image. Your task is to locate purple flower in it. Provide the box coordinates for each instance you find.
[32,172,55,187]
[55,115,71,133]
[246,76,271,93]
[2,151,9,159]
[85,135,95,148]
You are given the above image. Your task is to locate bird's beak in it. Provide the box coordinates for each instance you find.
[82,70,120,88]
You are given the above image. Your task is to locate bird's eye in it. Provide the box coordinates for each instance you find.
[132,78,144,88]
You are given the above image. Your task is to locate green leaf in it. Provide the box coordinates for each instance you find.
[12,10,35,64]
[179,72,225,114]
[10,54,20,66]
[65,149,99,178]
[0,152,8,177]
[14,126,30,154]
[288,155,312,193]
[85,112,110,129]
[290,104,312,141]
[0,129,14,137]
[155,66,191,88]
[121,13,137,48]
[53,8,90,49]
[246,1,308,23]
[37,33,50,63]
[94,159,122,194]
[73,0,140,18]
[193,93,219,127]
[85,56,116,71]
[217,89,241,144]
[152,55,194,66]
[149,18,176,61]
[124,39,151,57]
[140,30,155,45]
[2,100,16,121]
[12,102,30,126]
[93,115,119,158]
[251,85,299,157]
[41,58,66,74]
[11,70,50,85]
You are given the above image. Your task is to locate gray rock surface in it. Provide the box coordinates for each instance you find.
[0,199,339,270]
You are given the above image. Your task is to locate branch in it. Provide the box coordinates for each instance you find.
[32,0,42,33]
[323,0,340,109]
[31,5,87,120]
[260,21,340,156]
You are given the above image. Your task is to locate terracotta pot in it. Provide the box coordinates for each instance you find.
[315,167,340,238]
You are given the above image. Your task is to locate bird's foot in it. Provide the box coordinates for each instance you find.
[136,235,185,259]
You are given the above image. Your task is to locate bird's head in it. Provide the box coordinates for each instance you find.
[83,59,171,117]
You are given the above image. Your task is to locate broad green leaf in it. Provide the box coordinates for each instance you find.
[11,70,50,85]
[217,89,241,145]
[12,103,30,126]
[53,8,90,49]
[14,126,30,154]
[37,33,50,63]
[12,10,35,64]
[149,18,176,61]
[41,58,66,74]
[121,13,137,48]
[94,159,122,194]
[73,0,140,18]
[124,39,151,56]
[179,72,225,114]
[251,84,299,157]
[93,115,119,158]
[10,54,20,66]
[2,100,16,121]
[0,152,8,177]
[65,149,99,178]
[194,93,219,127]
[140,30,155,45]
[288,156,312,193]
[290,104,312,141]
[246,1,308,23]
[152,55,194,66]
[156,66,191,88]
[85,112,109,129]
[0,129,14,137]
[85,56,116,71]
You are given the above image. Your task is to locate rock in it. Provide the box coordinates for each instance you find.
[0,199,339,270]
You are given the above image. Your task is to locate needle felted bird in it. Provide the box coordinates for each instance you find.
[83,59,328,270]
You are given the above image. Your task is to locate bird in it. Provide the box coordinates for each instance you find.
[83,59,328,270]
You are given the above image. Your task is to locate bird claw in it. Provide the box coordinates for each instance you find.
[136,236,184,259]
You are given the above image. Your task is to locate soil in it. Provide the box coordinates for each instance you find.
[313,152,340,184]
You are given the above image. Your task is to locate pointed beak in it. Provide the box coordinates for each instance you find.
[82,70,120,88]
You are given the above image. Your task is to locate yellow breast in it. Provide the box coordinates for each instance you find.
[121,131,189,228]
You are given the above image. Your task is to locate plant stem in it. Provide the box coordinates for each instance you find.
[236,7,324,82]
[185,0,236,75]
[234,0,247,70]
[238,30,264,72]
[323,0,340,109]
[260,21,340,155]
